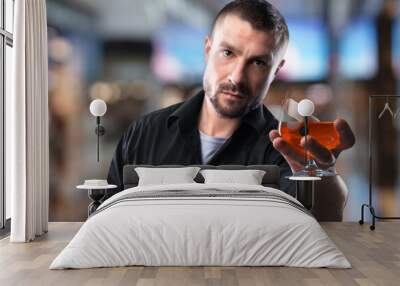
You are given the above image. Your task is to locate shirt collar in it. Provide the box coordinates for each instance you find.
[167,90,204,133]
[167,89,276,135]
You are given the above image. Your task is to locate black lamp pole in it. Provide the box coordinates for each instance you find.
[95,116,105,162]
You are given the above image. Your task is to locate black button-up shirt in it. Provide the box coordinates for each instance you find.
[107,90,295,195]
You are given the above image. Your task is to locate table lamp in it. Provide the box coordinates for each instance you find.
[89,99,107,162]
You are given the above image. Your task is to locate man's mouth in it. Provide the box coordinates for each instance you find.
[221,91,244,100]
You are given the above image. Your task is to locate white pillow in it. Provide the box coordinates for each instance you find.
[200,169,266,185]
[135,167,201,186]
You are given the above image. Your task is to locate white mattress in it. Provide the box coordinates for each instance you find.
[50,183,351,269]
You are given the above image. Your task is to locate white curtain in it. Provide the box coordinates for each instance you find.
[7,0,49,242]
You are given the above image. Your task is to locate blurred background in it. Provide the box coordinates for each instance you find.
[45,0,400,222]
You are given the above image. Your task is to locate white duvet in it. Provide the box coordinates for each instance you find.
[50,183,351,269]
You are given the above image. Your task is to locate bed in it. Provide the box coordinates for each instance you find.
[50,165,350,269]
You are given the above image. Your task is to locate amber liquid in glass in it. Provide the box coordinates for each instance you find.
[279,121,340,155]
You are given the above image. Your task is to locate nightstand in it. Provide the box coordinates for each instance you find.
[77,184,117,217]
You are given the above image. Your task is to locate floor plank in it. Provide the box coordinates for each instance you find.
[0,222,399,286]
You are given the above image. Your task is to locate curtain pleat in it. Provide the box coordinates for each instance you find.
[10,0,27,242]
[42,0,50,233]
[10,0,49,243]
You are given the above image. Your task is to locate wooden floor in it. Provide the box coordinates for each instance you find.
[0,222,399,286]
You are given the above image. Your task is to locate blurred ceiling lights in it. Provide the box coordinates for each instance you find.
[48,0,388,40]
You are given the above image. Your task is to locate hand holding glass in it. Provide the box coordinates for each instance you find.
[278,99,339,180]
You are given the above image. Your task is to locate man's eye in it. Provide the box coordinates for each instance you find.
[253,60,267,67]
[222,49,232,57]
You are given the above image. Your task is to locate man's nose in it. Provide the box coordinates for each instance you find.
[228,61,247,86]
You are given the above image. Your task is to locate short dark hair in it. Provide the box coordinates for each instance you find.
[211,0,289,49]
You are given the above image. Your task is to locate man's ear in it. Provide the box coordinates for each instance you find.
[274,59,285,76]
[204,36,212,62]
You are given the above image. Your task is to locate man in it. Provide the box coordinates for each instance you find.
[108,0,355,220]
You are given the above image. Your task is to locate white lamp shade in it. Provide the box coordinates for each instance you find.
[90,99,107,117]
[298,99,315,117]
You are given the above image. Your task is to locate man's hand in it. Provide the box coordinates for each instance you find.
[269,118,355,173]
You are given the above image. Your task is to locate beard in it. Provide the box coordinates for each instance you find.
[204,80,257,118]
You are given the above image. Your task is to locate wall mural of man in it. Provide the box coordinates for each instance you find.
[108,0,355,221]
